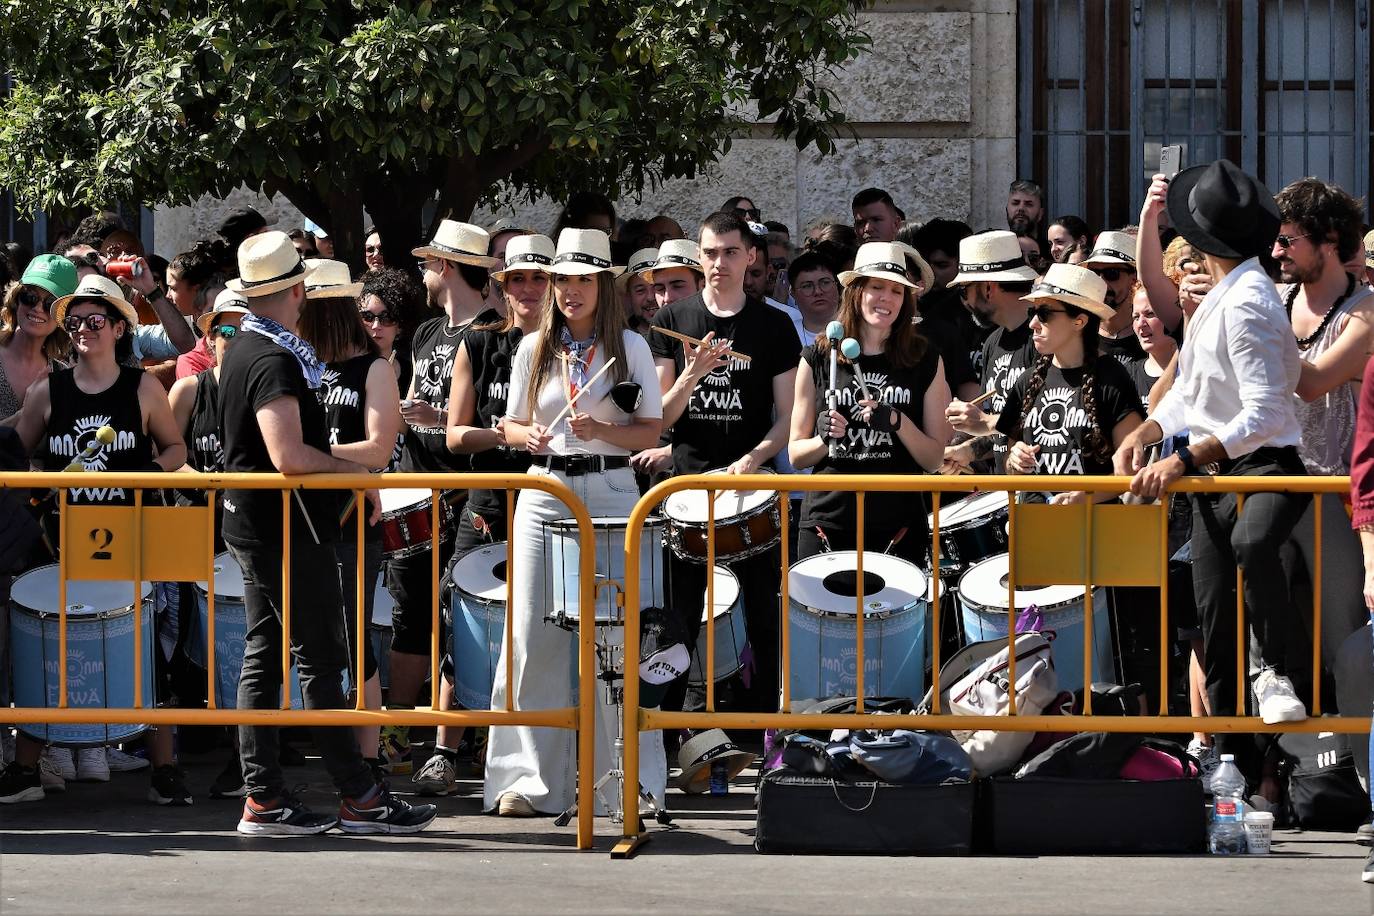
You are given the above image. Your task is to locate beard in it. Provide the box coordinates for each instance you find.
[1008,213,1034,237]
[1278,256,1322,285]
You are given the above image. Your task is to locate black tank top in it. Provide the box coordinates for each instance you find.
[322,354,380,449]
[44,365,152,506]
[174,369,223,508]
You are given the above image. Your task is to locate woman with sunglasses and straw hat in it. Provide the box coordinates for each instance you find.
[789,241,952,565]
[959,263,1143,503]
[404,234,554,796]
[483,228,666,818]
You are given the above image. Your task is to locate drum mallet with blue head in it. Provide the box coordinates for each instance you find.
[839,337,876,401]
[825,321,845,458]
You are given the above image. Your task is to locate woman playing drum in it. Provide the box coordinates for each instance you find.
[483,228,665,817]
[789,242,952,565]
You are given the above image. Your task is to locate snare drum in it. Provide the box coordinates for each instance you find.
[928,491,1009,570]
[8,565,154,747]
[787,551,928,702]
[688,566,749,687]
[956,553,1115,693]
[664,468,780,563]
[545,517,665,628]
[378,488,456,559]
[449,542,508,710]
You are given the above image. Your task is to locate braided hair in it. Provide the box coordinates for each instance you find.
[1013,304,1109,463]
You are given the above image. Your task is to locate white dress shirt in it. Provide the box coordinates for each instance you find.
[1151,257,1301,458]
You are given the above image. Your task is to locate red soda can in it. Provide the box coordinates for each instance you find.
[105,255,144,279]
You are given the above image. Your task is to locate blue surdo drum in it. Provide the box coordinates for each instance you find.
[448,542,508,711]
[8,565,154,747]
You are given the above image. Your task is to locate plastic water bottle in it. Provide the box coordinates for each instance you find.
[1209,753,1248,855]
[709,760,729,796]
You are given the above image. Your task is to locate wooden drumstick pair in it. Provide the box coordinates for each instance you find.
[650,326,752,364]
[968,388,997,408]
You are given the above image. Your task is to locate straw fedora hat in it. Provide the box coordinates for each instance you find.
[303,258,364,299]
[1022,263,1113,320]
[548,228,624,277]
[949,230,1041,285]
[1079,230,1138,270]
[53,275,140,328]
[491,234,555,281]
[196,288,251,337]
[838,241,922,290]
[645,239,702,282]
[1363,228,1374,270]
[226,230,315,297]
[892,241,936,291]
[411,219,502,268]
[624,247,660,278]
[675,729,755,795]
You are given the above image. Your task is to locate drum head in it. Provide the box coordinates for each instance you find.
[195,551,246,601]
[378,488,432,511]
[12,564,150,617]
[372,572,395,628]
[544,516,664,534]
[787,551,926,616]
[935,491,1009,528]
[957,553,1084,608]
[452,544,509,604]
[702,566,740,623]
[664,468,775,523]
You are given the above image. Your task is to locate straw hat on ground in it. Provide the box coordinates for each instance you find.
[491,234,555,281]
[411,219,502,268]
[548,228,624,277]
[304,259,364,299]
[949,230,1041,286]
[53,275,139,327]
[226,230,315,297]
[1021,263,1113,320]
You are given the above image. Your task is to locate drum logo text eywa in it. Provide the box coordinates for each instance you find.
[45,650,105,706]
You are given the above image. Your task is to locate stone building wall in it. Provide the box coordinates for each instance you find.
[153,0,1018,258]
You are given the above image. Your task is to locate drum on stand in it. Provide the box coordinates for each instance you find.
[544,517,665,629]
[688,566,749,687]
[663,469,781,563]
[449,542,509,711]
[378,488,456,560]
[787,551,928,703]
[9,565,155,747]
[956,552,1116,693]
[927,491,1009,571]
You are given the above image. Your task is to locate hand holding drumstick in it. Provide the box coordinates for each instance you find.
[651,326,751,364]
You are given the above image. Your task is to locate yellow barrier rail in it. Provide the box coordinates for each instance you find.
[620,472,1365,848]
[3,470,598,850]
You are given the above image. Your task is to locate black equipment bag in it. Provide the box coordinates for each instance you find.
[985,776,1206,854]
[1278,730,1368,831]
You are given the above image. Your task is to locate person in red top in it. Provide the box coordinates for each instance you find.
[1350,353,1374,882]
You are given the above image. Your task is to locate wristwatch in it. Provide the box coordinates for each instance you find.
[1175,445,1197,475]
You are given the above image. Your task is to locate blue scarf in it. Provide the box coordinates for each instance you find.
[558,325,598,392]
[242,313,325,389]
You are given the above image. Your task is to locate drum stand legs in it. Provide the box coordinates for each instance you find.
[554,634,673,833]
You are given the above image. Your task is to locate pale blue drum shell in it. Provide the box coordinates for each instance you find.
[786,552,928,703]
[688,566,749,687]
[546,517,664,626]
[450,543,508,711]
[9,565,155,747]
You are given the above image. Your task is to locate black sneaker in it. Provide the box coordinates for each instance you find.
[1363,848,1374,884]
[0,762,45,805]
[1356,819,1374,848]
[338,785,438,835]
[148,765,193,807]
[237,792,338,836]
[208,756,247,799]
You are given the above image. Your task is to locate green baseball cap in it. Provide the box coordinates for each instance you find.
[20,254,78,299]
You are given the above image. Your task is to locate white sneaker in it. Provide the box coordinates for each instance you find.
[1254,669,1308,725]
[38,756,66,793]
[75,746,111,782]
[106,747,151,773]
[413,753,459,797]
[43,747,76,781]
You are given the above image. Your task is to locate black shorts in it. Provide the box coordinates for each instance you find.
[385,540,456,657]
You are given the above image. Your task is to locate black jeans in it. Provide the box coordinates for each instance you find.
[1189,447,1310,761]
[228,539,374,801]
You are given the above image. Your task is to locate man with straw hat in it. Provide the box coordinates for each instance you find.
[1080,229,1145,366]
[217,230,436,835]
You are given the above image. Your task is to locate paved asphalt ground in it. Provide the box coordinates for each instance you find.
[1,746,1370,915]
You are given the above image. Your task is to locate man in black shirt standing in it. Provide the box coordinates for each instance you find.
[650,211,800,715]
[219,231,435,835]
[1080,230,1145,367]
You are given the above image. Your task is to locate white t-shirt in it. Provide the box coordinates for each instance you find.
[506,328,663,457]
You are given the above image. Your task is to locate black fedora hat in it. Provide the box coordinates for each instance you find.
[1167,159,1281,260]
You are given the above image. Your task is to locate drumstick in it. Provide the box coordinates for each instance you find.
[545,357,618,430]
[650,325,752,363]
[969,388,998,408]
[559,351,573,415]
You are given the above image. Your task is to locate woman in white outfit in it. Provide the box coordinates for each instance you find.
[485,228,666,817]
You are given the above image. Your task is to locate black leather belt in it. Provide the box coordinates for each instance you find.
[531,454,630,476]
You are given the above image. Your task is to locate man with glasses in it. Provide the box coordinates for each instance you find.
[1081,230,1145,367]
[786,251,840,342]
[851,188,902,243]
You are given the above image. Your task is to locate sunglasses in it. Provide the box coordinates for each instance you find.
[1027,305,1070,323]
[1092,267,1132,282]
[212,324,238,339]
[1275,233,1316,249]
[17,288,54,311]
[359,308,398,326]
[63,313,112,333]
[734,207,761,221]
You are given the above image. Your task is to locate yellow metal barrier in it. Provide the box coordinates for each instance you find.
[3,470,599,850]
[619,473,1366,848]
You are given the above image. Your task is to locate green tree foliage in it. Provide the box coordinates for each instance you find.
[0,0,868,267]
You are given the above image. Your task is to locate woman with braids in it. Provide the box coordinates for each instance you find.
[960,264,1143,503]
[483,228,665,818]
[789,242,951,564]
[168,239,230,379]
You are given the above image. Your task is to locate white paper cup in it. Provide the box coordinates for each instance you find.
[1244,811,1274,855]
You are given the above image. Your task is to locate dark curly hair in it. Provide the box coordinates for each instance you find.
[1013,305,1110,465]
[168,239,229,301]
[1275,178,1366,262]
[360,267,426,341]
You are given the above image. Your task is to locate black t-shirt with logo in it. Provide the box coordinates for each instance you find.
[463,325,533,518]
[649,292,800,474]
[995,356,1143,475]
[978,319,1040,471]
[400,309,499,473]
[322,353,381,449]
[1099,331,1145,369]
[218,330,340,547]
[1124,356,1158,410]
[798,343,940,533]
[175,368,223,508]
[43,365,152,506]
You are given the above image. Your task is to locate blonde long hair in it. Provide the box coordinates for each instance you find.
[525,273,629,418]
[0,282,71,362]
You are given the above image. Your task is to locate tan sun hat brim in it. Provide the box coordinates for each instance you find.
[892,242,936,291]
[837,266,918,290]
[491,257,554,281]
[950,262,1041,286]
[548,257,625,277]
[305,281,364,300]
[196,303,251,337]
[1021,285,1114,321]
[410,243,502,269]
[53,293,139,329]
[226,266,316,298]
